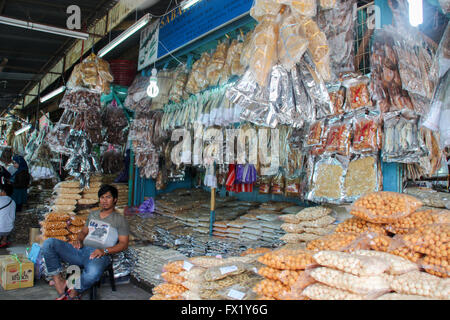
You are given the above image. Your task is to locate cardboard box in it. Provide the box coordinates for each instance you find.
[0,255,34,290]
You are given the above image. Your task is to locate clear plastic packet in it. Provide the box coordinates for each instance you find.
[224,38,245,78]
[324,118,351,156]
[353,250,419,275]
[420,255,449,278]
[279,0,317,18]
[162,260,186,274]
[278,10,309,71]
[169,64,188,103]
[389,270,449,300]
[185,52,211,94]
[344,155,380,201]
[291,64,315,122]
[258,176,272,194]
[306,232,371,253]
[305,120,325,147]
[285,175,301,197]
[249,15,279,87]
[351,111,380,154]
[328,83,346,115]
[239,29,254,68]
[393,33,436,99]
[400,223,449,258]
[218,284,259,300]
[342,75,373,111]
[350,191,423,224]
[249,0,282,21]
[152,283,187,298]
[277,271,316,300]
[124,73,151,110]
[319,0,336,10]
[335,217,387,235]
[384,209,446,235]
[302,283,366,300]
[257,248,317,270]
[280,233,322,243]
[72,109,103,144]
[317,0,356,79]
[270,169,285,195]
[151,69,174,110]
[203,262,248,281]
[206,40,229,87]
[297,53,333,118]
[308,156,346,203]
[59,88,101,113]
[67,53,113,94]
[253,279,290,300]
[312,250,390,276]
[309,267,391,297]
[161,272,186,285]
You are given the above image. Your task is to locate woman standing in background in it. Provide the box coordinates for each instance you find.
[10,155,30,212]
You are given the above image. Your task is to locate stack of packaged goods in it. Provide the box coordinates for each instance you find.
[152,254,263,300]
[252,247,317,300]
[77,175,102,215]
[111,183,129,211]
[129,245,187,288]
[300,250,449,300]
[280,207,336,244]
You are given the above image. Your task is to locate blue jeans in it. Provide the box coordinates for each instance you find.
[42,238,111,293]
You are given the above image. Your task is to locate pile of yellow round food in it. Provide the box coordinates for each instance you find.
[253,279,290,300]
[306,232,361,252]
[152,283,187,299]
[421,255,449,278]
[161,272,186,285]
[335,217,387,235]
[240,247,272,256]
[350,191,422,224]
[163,260,185,274]
[257,248,316,270]
[401,223,449,258]
[385,209,445,234]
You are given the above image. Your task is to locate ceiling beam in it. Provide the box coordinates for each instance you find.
[0,72,41,81]
[0,49,64,58]
[11,0,149,112]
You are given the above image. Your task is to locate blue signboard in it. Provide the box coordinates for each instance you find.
[138,0,253,70]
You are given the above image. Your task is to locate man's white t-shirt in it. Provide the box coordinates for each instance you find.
[0,196,16,233]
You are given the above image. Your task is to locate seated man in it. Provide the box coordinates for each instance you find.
[42,184,129,300]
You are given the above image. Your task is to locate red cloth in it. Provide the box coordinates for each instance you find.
[225,164,253,193]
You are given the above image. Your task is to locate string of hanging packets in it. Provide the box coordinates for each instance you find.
[160,82,242,131]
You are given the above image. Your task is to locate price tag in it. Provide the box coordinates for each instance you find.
[183,261,194,271]
[215,255,223,259]
[227,289,245,300]
[174,239,183,245]
[220,265,238,275]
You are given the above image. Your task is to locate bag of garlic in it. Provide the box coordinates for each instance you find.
[389,271,449,300]
[308,267,391,298]
[352,250,419,275]
[313,251,390,276]
[302,283,366,300]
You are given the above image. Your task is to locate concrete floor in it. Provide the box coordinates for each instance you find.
[0,244,152,300]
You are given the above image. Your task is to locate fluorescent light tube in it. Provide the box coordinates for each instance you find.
[40,86,66,103]
[98,13,151,58]
[0,15,89,40]
[15,124,32,136]
[408,0,423,27]
[181,0,202,10]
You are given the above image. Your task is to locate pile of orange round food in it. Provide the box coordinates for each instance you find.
[161,272,186,285]
[421,255,449,278]
[350,191,422,224]
[335,217,387,235]
[385,209,443,234]
[257,249,316,270]
[257,266,282,281]
[388,245,423,263]
[162,260,185,274]
[369,234,394,252]
[240,247,272,256]
[152,283,187,298]
[253,279,290,300]
[306,232,361,252]
[401,223,449,258]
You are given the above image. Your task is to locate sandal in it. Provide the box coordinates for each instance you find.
[65,289,82,300]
